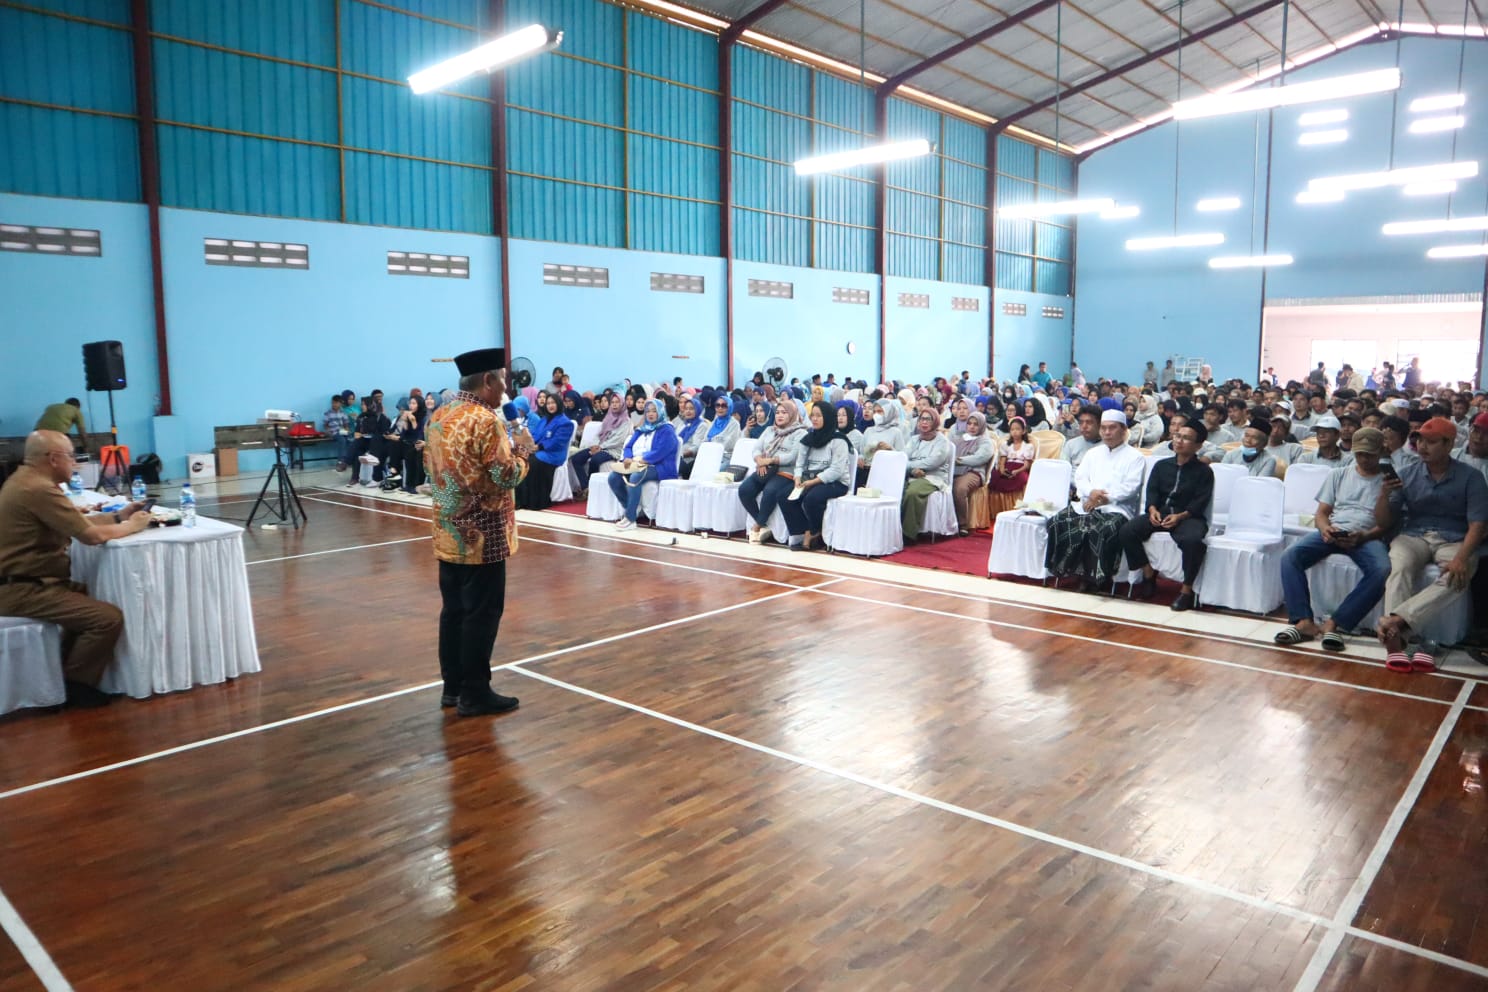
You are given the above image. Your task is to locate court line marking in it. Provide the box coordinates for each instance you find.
[0,886,71,992]
[510,665,1488,984]
[1293,679,1476,990]
[300,489,1481,693]
[0,584,823,804]
[245,535,431,566]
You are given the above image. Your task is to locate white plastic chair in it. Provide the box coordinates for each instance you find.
[0,617,65,715]
[654,441,724,533]
[822,450,909,556]
[917,448,958,539]
[1309,559,1470,643]
[550,459,574,502]
[1194,476,1286,613]
[1280,463,1332,537]
[1206,463,1247,532]
[986,459,1072,579]
[692,437,758,534]
[567,421,604,492]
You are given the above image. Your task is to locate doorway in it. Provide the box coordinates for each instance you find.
[1261,298,1483,389]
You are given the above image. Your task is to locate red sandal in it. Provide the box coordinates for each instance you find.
[1384,652,1412,674]
[1410,651,1436,673]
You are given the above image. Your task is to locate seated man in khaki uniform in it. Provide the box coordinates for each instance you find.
[0,431,151,707]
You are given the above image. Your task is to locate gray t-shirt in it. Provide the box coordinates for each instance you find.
[1316,465,1383,534]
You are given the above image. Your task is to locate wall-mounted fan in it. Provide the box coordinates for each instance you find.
[763,358,789,391]
[510,356,537,390]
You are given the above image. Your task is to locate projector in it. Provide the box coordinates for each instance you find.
[264,409,296,422]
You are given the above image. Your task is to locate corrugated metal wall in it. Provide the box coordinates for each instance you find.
[0,0,1074,287]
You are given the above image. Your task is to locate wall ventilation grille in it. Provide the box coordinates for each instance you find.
[1042,306,1066,319]
[1,224,101,256]
[951,296,980,312]
[1001,302,1028,316]
[898,292,930,309]
[650,272,705,293]
[388,251,469,278]
[832,286,870,305]
[748,278,793,299]
[205,238,309,269]
[543,263,609,288]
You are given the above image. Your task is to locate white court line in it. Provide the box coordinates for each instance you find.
[0,584,819,804]
[246,535,431,566]
[300,491,1460,705]
[511,665,1488,985]
[0,886,71,991]
[1294,679,1477,990]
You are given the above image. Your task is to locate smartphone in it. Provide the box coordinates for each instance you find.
[1380,463,1399,482]
[143,498,158,512]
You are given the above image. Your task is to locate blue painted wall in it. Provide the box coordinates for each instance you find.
[732,262,879,385]
[0,192,157,454]
[506,239,725,389]
[992,289,1074,384]
[159,208,501,472]
[1077,36,1488,383]
[883,276,989,383]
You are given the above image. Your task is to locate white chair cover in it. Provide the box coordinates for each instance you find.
[69,516,261,699]
[549,458,574,502]
[823,451,909,557]
[1194,476,1286,613]
[654,441,725,533]
[1206,463,1247,531]
[567,421,605,492]
[585,469,624,521]
[1281,463,1332,534]
[986,459,1072,579]
[918,449,958,538]
[1309,559,1470,643]
[0,617,65,715]
[693,437,759,533]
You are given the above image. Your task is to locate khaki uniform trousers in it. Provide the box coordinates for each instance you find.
[1384,532,1479,632]
[0,582,122,686]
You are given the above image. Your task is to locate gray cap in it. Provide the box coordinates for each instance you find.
[1312,414,1341,430]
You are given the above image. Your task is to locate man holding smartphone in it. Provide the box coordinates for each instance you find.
[1275,428,1390,651]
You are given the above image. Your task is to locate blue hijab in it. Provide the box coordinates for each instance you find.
[635,398,666,433]
[747,401,773,439]
[677,397,705,442]
[707,399,735,439]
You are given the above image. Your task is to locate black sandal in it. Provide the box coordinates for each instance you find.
[1274,626,1312,645]
[1320,632,1346,652]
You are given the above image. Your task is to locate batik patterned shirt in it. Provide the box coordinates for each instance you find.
[424,391,527,565]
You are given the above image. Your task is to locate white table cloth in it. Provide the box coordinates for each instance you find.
[0,617,65,714]
[70,516,261,698]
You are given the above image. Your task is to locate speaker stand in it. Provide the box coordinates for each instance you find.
[95,389,127,495]
[247,423,306,529]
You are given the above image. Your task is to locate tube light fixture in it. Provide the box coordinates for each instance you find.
[1408,115,1466,134]
[1208,253,1295,269]
[1381,215,1488,236]
[1298,108,1348,126]
[1309,160,1479,192]
[1125,233,1225,251]
[1402,180,1457,196]
[1296,188,1345,204]
[1195,196,1242,212]
[1298,129,1348,145]
[793,139,931,175]
[408,25,561,93]
[1426,244,1488,259]
[1172,68,1400,120]
[1409,93,1466,113]
[997,197,1115,219]
[1100,204,1140,220]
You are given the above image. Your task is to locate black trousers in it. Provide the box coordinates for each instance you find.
[438,560,507,693]
[1118,515,1209,585]
[780,480,847,535]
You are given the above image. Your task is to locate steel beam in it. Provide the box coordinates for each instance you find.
[721,0,791,44]
[130,0,171,416]
[986,124,1005,380]
[719,40,735,387]
[489,0,513,369]
[879,0,1061,94]
[875,88,889,384]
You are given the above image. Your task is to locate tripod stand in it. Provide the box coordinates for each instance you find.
[95,389,127,495]
[247,422,306,529]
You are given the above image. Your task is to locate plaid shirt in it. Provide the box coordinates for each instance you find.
[322,409,351,434]
[424,391,527,565]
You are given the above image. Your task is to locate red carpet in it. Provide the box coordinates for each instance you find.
[883,531,993,577]
[548,499,588,517]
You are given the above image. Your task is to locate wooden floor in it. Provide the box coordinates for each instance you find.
[2,485,1487,991]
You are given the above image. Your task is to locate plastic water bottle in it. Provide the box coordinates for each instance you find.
[181,483,197,528]
[68,471,83,495]
[131,476,147,502]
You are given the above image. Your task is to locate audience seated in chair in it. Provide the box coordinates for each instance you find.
[607,399,678,531]
[1044,410,1145,593]
[570,393,633,492]
[1061,407,1101,468]
[395,395,427,494]
[740,402,804,544]
[703,394,742,460]
[515,393,575,510]
[986,416,1037,515]
[781,401,852,551]
[950,412,995,536]
[900,409,953,541]
[674,396,708,479]
[855,400,904,490]
[349,397,391,487]
[1222,417,1283,477]
[1120,422,1214,612]
[322,395,353,471]
[1297,415,1353,468]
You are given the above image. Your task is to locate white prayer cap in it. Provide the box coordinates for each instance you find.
[1100,409,1127,426]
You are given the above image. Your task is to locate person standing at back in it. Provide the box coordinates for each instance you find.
[34,399,86,448]
[423,348,530,718]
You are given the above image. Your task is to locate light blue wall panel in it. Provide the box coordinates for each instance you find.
[0,193,156,464]
[507,55,623,126]
[1036,222,1069,259]
[943,244,981,286]
[944,202,983,247]
[628,136,717,201]
[1037,147,1073,190]
[508,173,623,247]
[993,289,1072,382]
[943,160,985,208]
[732,101,809,162]
[508,239,724,386]
[885,276,988,381]
[507,0,622,65]
[629,194,717,256]
[626,12,716,90]
[339,0,486,98]
[628,75,717,145]
[0,104,140,201]
[0,8,135,113]
[357,0,484,27]
[732,261,879,383]
[996,251,1033,291]
[1035,259,1070,296]
[733,155,806,215]
[342,77,489,164]
[23,0,128,22]
[159,207,501,473]
[888,189,938,239]
[507,109,620,185]
[153,40,337,143]
[814,223,873,274]
[344,151,491,233]
[998,175,1036,206]
[814,173,872,224]
[733,45,808,114]
[812,71,872,134]
[997,217,1034,256]
[733,210,808,267]
[998,134,1037,179]
[943,116,984,166]
[150,0,335,65]
[888,233,937,281]
[157,125,338,219]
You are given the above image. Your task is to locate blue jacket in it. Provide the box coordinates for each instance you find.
[531,414,575,467]
[623,422,679,481]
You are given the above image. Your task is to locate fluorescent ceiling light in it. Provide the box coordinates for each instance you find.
[1299,108,1348,126]
[1309,160,1479,192]
[1100,204,1140,220]
[1382,215,1488,236]
[793,139,931,175]
[1195,196,1242,212]
[1125,232,1225,250]
[1172,68,1400,120]
[1402,180,1457,196]
[1409,93,1466,113]
[408,25,561,93]
[1426,244,1488,258]
[1408,115,1466,134]
[998,198,1115,219]
[1298,129,1348,145]
[1208,253,1294,269]
[1296,188,1345,204]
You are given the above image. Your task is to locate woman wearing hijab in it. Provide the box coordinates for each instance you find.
[856,399,905,488]
[673,395,709,479]
[950,411,996,536]
[986,416,1037,514]
[395,394,428,495]
[835,400,863,451]
[746,400,773,440]
[782,400,853,551]
[570,392,633,492]
[515,393,576,510]
[562,389,591,434]
[606,398,679,530]
[1129,393,1164,448]
[943,396,972,433]
[1021,398,1051,432]
[1018,364,1032,384]
[901,407,954,542]
[739,401,804,544]
[704,393,742,459]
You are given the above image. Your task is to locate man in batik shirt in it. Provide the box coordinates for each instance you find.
[424,348,530,717]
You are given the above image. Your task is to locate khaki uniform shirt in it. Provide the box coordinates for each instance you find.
[34,403,85,436]
[0,465,91,580]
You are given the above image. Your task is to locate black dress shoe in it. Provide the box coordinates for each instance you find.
[1076,577,1097,594]
[64,680,112,709]
[1171,591,1197,612]
[457,686,520,717]
[1132,578,1157,600]
[440,692,459,708]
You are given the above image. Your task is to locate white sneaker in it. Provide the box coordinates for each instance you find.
[747,526,764,544]
[615,519,634,531]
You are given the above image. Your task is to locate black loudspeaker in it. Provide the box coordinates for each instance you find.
[83,340,126,391]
